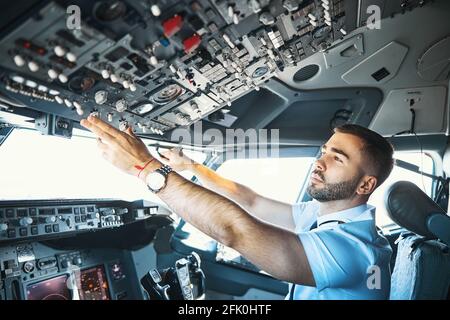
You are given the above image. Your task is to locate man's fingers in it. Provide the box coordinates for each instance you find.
[125,127,135,137]
[173,147,184,158]
[82,116,145,152]
[81,119,117,144]
[86,115,123,137]
[88,116,134,147]
[160,149,172,159]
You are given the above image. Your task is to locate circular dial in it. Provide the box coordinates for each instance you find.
[146,171,166,191]
[152,84,183,105]
[94,1,127,22]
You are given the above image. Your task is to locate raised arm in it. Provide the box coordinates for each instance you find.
[160,148,295,231]
[80,116,314,286]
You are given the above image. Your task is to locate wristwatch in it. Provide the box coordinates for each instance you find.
[145,164,173,193]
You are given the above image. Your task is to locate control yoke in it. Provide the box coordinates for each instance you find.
[140,252,205,300]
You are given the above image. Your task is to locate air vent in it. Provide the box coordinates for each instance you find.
[371,68,390,82]
[293,64,319,82]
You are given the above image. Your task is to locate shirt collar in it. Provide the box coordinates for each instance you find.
[316,203,375,227]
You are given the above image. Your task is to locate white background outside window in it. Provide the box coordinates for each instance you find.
[0,128,206,203]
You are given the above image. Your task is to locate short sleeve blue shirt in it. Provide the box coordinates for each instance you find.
[288,201,392,300]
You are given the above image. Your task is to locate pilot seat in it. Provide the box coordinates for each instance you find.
[385,181,450,300]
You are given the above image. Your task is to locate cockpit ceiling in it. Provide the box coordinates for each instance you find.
[0,0,448,146]
[276,0,450,137]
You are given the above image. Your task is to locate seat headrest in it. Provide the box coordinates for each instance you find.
[384,181,446,238]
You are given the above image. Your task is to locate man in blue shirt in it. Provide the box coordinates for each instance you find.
[81,117,394,300]
[291,201,392,299]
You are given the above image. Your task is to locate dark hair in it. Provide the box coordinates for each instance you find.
[334,124,394,188]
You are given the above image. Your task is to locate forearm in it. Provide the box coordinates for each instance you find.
[144,160,248,246]
[187,163,258,212]
[142,160,312,285]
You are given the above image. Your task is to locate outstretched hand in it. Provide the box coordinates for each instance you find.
[159,147,196,171]
[80,115,153,179]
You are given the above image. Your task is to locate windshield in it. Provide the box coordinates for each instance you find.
[0,127,206,202]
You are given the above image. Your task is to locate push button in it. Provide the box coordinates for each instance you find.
[19,227,28,237]
[31,226,38,235]
[16,209,28,217]
[6,209,14,218]
[7,229,16,238]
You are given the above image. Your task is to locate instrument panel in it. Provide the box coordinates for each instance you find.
[0,199,168,243]
[0,242,140,300]
[0,0,431,139]
[0,0,355,138]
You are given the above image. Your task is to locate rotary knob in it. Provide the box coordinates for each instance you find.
[55,96,64,104]
[48,68,59,79]
[23,261,35,273]
[110,74,119,83]
[66,52,76,62]
[149,56,158,66]
[41,216,56,223]
[27,61,39,72]
[13,54,25,67]
[94,90,108,105]
[72,257,82,266]
[122,80,130,89]
[150,4,161,16]
[64,99,72,108]
[58,74,68,83]
[101,69,110,79]
[115,99,127,112]
[54,45,67,57]
[61,260,72,268]
[19,217,33,227]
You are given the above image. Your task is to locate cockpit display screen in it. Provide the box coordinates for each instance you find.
[78,265,110,300]
[26,265,110,300]
[27,274,71,300]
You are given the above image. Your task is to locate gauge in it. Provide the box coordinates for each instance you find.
[151,84,184,105]
[132,102,154,115]
[252,66,269,78]
[110,262,125,281]
[94,1,127,22]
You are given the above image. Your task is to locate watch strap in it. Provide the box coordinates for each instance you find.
[157,164,173,177]
[147,164,173,193]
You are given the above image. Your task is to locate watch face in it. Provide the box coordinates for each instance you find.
[147,171,166,191]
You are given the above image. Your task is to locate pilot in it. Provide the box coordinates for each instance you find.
[81,116,394,300]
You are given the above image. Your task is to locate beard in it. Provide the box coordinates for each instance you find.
[306,171,363,202]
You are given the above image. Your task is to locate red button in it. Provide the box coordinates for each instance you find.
[163,14,183,38]
[183,34,201,54]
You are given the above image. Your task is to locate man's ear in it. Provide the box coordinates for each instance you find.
[357,176,378,195]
